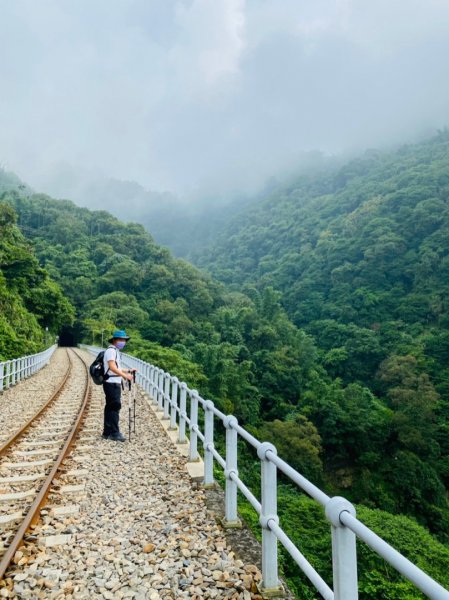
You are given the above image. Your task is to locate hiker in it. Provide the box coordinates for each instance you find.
[102,329,135,442]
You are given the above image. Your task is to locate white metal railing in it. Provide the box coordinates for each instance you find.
[81,344,449,600]
[0,345,57,393]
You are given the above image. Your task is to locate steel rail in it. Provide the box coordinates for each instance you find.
[0,348,91,580]
[0,350,72,457]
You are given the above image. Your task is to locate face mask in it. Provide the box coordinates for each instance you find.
[116,341,126,350]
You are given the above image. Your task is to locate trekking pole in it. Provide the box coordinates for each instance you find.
[133,370,137,434]
[128,378,132,442]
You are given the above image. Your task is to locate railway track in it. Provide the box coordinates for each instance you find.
[0,348,92,580]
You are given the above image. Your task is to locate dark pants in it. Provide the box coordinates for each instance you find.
[102,382,122,436]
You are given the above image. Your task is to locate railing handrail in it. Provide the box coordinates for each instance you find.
[81,344,449,600]
[0,345,57,392]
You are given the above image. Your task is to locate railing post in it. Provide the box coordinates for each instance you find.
[325,497,358,600]
[203,400,215,487]
[258,443,281,594]
[223,416,241,527]
[140,360,145,387]
[149,367,155,401]
[178,383,187,444]
[169,378,179,430]
[140,361,145,391]
[11,359,17,386]
[145,363,150,394]
[0,363,4,393]
[148,366,153,397]
[153,367,158,398]
[138,359,143,386]
[163,374,171,420]
[189,390,199,462]
[152,368,158,404]
[5,361,11,389]
[157,370,164,411]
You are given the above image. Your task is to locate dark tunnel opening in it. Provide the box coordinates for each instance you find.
[58,325,79,347]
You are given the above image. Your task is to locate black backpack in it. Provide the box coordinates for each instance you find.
[89,348,118,385]
[89,351,107,385]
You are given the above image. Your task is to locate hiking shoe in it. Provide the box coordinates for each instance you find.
[108,433,126,442]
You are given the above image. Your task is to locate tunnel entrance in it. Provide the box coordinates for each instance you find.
[58,325,77,347]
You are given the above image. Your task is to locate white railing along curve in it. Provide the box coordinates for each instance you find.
[0,345,57,393]
[81,344,449,600]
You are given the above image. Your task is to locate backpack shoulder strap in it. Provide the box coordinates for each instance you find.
[105,345,119,375]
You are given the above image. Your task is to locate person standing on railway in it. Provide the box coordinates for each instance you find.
[102,329,135,442]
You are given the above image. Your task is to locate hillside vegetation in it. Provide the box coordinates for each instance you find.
[3,190,317,427]
[0,198,74,359]
[195,133,449,399]
[191,133,449,536]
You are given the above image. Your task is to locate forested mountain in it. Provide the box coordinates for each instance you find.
[194,133,449,398]
[31,165,255,257]
[189,131,449,528]
[2,148,449,598]
[3,190,317,428]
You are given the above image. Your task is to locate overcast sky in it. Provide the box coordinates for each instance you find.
[1,0,449,199]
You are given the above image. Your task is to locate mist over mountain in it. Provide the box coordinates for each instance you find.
[2,1,449,200]
[26,163,243,254]
[0,168,31,196]
[29,148,347,257]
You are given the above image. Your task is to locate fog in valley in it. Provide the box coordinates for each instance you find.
[2,0,449,215]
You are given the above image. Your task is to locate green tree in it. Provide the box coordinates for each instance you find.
[258,415,323,482]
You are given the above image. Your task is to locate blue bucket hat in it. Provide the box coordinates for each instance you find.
[108,329,131,343]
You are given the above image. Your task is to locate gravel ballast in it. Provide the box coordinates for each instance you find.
[0,350,70,447]
[1,350,264,599]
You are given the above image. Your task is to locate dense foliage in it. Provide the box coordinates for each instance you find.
[191,132,449,543]
[0,199,74,359]
[238,489,449,599]
[3,191,321,428]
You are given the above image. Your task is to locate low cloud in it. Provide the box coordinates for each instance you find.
[1,0,449,200]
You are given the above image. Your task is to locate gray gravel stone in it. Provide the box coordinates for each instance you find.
[3,350,264,599]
